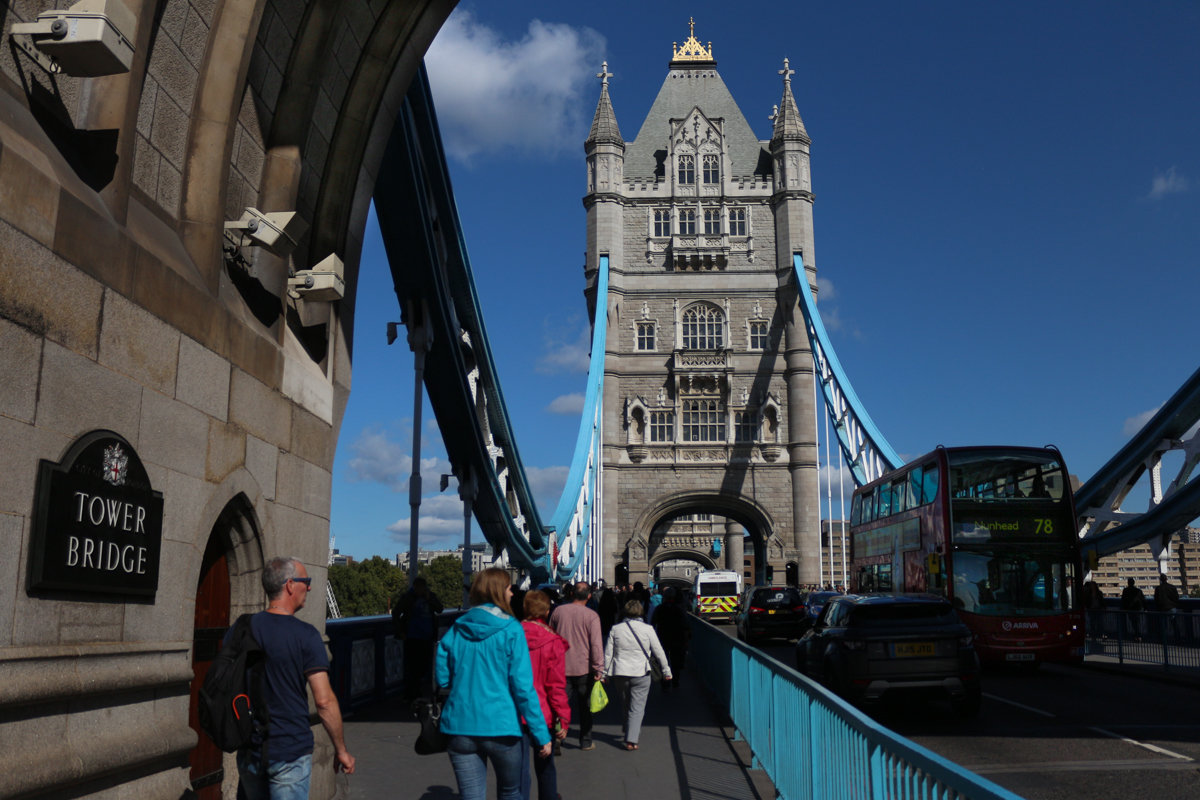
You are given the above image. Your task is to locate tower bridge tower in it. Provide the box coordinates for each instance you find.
[584,23,822,587]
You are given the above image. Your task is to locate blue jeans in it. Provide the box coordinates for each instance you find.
[236,751,311,800]
[447,735,525,800]
[520,729,559,800]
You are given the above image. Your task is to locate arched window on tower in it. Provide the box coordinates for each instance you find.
[681,303,724,349]
[702,154,719,184]
[678,154,695,185]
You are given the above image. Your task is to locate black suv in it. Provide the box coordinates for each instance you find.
[795,594,982,716]
[735,585,806,644]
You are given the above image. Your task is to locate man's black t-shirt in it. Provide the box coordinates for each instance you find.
[230,612,329,762]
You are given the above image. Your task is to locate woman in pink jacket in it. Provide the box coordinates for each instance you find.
[520,590,571,800]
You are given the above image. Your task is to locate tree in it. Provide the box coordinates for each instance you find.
[327,558,407,617]
[422,555,469,610]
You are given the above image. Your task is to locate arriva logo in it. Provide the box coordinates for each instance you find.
[1001,621,1040,631]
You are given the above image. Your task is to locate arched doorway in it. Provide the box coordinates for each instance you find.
[188,496,263,798]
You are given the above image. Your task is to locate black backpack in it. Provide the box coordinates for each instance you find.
[198,614,270,753]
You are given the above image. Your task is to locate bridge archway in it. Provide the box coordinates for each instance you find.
[624,491,785,587]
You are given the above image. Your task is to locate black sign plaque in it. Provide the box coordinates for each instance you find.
[28,430,164,598]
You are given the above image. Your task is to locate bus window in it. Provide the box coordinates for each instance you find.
[921,464,939,504]
[859,563,892,592]
[909,467,923,507]
[878,485,892,518]
[851,495,862,526]
[895,477,915,513]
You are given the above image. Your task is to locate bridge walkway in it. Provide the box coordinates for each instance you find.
[339,668,774,800]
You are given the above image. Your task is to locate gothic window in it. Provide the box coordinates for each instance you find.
[749,320,769,350]
[637,322,656,351]
[729,207,747,237]
[649,410,674,442]
[682,398,723,442]
[682,304,724,349]
[678,154,695,184]
[702,154,719,184]
[734,410,758,442]
[679,208,696,235]
[653,209,671,237]
[703,208,720,235]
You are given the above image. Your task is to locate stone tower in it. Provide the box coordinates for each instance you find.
[584,23,822,587]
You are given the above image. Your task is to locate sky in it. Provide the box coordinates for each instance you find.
[329,1,1199,562]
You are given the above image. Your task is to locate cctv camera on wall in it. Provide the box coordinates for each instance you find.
[287,254,345,303]
[224,208,307,259]
[10,0,136,77]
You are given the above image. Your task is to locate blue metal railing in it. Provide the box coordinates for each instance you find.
[687,616,1023,800]
[1085,608,1200,670]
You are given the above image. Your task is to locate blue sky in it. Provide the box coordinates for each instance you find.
[329,1,1199,562]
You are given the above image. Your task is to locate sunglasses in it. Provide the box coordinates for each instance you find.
[291,577,313,587]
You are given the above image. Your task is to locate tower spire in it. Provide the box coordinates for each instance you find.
[771,57,809,143]
[670,18,715,65]
[586,61,623,146]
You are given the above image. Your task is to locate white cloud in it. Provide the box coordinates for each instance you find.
[1123,406,1161,438]
[345,428,451,491]
[1146,166,1189,200]
[537,320,591,373]
[524,464,570,511]
[547,393,585,415]
[425,11,606,163]
[816,276,837,302]
[819,463,857,503]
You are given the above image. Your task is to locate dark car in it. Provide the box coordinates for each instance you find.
[735,585,806,644]
[800,590,842,633]
[794,594,982,716]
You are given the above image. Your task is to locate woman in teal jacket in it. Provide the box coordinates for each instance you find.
[436,568,552,800]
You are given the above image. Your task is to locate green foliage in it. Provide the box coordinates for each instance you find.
[327,558,407,617]
[422,555,468,610]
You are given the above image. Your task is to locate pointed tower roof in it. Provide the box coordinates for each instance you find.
[586,61,624,147]
[771,58,809,144]
[624,21,771,180]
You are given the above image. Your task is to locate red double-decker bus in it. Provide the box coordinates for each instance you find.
[848,446,1083,665]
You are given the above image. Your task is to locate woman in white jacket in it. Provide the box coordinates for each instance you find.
[602,599,673,750]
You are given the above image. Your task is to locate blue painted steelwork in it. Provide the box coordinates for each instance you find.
[374,66,605,582]
[688,615,1023,800]
[546,256,608,580]
[1075,365,1200,561]
[791,253,901,486]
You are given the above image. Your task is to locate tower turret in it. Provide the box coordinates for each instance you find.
[584,62,625,323]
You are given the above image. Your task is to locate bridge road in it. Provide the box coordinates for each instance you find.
[757,639,1200,800]
[339,668,775,800]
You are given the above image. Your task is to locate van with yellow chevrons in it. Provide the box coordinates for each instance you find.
[692,569,742,623]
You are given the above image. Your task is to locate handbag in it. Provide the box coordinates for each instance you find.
[412,693,449,755]
[626,621,665,682]
[589,679,609,713]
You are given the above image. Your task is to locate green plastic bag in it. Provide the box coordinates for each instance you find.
[589,680,609,713]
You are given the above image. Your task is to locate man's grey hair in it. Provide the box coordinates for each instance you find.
[263,557,301,599]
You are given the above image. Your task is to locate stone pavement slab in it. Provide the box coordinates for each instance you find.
[337,672,775,800]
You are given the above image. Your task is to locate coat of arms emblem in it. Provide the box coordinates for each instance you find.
[102,443,128,486]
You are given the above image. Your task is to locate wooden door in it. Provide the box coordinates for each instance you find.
[189,534,231,798]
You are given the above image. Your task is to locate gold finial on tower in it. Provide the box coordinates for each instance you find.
[671,18,714,64]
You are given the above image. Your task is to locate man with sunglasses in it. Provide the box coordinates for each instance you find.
[232,556,355,799]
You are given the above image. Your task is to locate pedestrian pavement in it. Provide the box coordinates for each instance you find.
[338,670,776,800]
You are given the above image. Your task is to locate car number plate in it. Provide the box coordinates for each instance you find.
[767,609,776,615]
[893,642,935,657]
[1005,653,1035,662]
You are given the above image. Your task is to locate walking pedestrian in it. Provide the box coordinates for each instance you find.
[1120,577,1145,640]
[436,568,551,800]
[549,580,604,750]
[652,587,689,691]
[520,590,570,800]
[603,599,672,751]
[233,557,355,798]
[392,576,444,702]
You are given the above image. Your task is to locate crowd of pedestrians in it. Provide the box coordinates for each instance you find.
[431,575,689,799]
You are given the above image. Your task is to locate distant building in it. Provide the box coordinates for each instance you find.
[399,543,490,573]
[1091,527,1200,599]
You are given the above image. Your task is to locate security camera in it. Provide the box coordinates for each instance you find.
[10,0,136,77]
[224,208,307,258]
[287,254,345,302]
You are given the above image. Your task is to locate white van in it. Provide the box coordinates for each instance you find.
[692,569,743,622]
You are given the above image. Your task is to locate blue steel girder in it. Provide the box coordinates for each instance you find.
[374,66,552,580]
[1076,366,1200,562]
[791,253,901,486]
